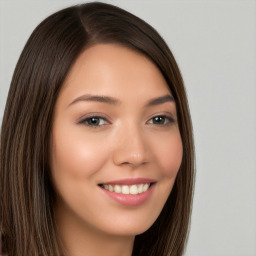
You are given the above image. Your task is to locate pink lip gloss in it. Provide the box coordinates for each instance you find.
[98,177,157,206]
[100,184,155,206]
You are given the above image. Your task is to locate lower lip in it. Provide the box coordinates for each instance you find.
[100,184,155,206]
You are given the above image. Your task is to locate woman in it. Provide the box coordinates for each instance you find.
[0,2,194,255]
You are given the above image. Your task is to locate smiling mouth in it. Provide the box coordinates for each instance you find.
[98,183,154,195]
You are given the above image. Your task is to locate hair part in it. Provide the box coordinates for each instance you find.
[0,2,195,255]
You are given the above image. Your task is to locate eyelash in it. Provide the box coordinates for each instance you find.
[78,116,110,127]
[147,115,175,126]
[78,115,175,128]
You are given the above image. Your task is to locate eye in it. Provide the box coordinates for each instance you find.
[78,116,109,127]
[147,115,174,126]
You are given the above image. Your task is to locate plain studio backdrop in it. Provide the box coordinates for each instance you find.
[0,0,255,255]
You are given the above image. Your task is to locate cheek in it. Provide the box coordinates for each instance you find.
[50,125,109,181]
[155,134,183,178]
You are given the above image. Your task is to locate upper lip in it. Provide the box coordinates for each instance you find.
[99,177,157,185]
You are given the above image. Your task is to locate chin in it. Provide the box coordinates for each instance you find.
[98,213,159,237]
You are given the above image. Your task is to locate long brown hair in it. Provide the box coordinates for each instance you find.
[0,2,195,255]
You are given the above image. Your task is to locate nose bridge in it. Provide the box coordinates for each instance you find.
[112,121,148,167]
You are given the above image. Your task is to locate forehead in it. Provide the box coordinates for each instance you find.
[59,43,171,104]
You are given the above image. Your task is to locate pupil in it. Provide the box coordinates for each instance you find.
[90,117,99,125]
[154,116,165,124]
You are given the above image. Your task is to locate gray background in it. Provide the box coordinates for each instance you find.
[0,0,255,255]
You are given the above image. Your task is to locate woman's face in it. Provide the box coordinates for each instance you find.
[50,44,183,237]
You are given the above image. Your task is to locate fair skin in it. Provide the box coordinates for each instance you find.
[50,44,183,256]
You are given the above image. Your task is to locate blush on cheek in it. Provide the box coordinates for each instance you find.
[160,141,183,178]
[51,133,109,180]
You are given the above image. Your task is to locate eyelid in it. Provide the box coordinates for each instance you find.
[77,113,111,127]
[76,112,176,127]
[146,114,176,125]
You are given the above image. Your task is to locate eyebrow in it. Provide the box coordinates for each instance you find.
[68,93,174,107]
[68,94,120,106]
[146,94,174,106]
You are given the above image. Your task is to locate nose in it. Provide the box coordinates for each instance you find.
[112,123,148,168]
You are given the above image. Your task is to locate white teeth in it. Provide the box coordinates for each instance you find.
[102,183,151,195]
[130,185,138,195]
[138,184,144,193]
[143,183,150,192]
[122,185,129,194]
[114,185,122,193]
